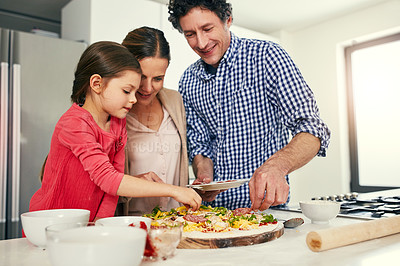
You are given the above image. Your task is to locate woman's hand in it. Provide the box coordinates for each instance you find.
[136,171,165,183]
[171,187,202,211]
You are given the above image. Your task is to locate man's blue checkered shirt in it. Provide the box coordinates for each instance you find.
[179,33,331,210]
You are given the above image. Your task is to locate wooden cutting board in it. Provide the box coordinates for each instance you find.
[178,222,284,249]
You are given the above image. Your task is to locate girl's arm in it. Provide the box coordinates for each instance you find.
[58,114,201,210]
[117,173,201,211]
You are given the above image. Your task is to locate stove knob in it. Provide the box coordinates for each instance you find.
[329,195,337,201]
[371,211,384,218]
[351,192,359,199]
[312,197,324,200]
[337,194,345,201]
[321,196,328,201]
[345,193,352,200]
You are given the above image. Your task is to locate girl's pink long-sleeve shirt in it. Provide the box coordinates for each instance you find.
[29,103,126,221]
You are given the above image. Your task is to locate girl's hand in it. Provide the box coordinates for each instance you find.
[171,187,202,211]
[136,171,165,183]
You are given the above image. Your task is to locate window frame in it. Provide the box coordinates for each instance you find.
[344,32,400,193]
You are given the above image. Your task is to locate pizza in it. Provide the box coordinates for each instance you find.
[144,205,280,240]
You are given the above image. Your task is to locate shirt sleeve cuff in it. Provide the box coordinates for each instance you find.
[293,123,331,157]
[189,146,213,162]
[107,172,125,196]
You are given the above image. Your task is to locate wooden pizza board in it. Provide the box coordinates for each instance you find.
[177,222,284,249]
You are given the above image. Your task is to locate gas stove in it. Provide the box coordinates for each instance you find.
[314,193,400,219]
[288,191,400,220]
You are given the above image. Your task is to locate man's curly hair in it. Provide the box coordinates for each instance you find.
[168,0,232,33]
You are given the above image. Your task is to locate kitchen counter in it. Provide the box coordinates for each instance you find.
[1,210,399,266]
[1,189,400,266]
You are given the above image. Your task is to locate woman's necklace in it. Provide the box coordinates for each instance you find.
[134,98,163,131]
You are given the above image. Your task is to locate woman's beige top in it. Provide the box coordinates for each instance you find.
[116,88,189,216]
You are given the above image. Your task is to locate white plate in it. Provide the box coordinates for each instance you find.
[187,179,251,191]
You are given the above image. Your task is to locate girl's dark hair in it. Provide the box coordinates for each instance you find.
[71,41,142,105]
[168,0,232,33]
[122,26,171,63]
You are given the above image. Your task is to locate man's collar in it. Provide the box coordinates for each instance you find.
[221,32,239,69]
[194,32,240,80]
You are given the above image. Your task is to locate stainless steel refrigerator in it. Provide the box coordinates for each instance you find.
[0,28,86,239]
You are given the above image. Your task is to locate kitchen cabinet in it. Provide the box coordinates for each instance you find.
[61,0,278,90]
[61,0,161,44]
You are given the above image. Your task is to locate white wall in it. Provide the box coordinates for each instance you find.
[61,0,274,91]
[276,0,400,204]
[159,4,200,90]
[231,25,279,43]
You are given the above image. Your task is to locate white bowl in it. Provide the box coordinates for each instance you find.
[46,224,146,266]
[95,216,152,230]
[21,209,90,247]
[299,200,341,224]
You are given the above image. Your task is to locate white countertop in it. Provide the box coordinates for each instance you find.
[1,209,399,266]
[2,189,400,266]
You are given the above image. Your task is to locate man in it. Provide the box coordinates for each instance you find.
[168,0,331,210]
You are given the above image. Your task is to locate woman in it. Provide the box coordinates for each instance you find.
[117,27,189,215]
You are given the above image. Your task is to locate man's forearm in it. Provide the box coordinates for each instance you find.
[265,132,321,176]
[192,154,214,180]
[192,155,221,201]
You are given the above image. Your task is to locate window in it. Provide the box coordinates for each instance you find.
[345,33,400,192]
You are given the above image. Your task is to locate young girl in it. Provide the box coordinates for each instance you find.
[29,41,201,222]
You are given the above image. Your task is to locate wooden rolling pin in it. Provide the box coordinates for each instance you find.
[306,215,400,252]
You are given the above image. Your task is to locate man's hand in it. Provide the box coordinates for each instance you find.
[249,133,321,210]
[249,163,289,210]
[191,155,222,202]
[192,176,223,202]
